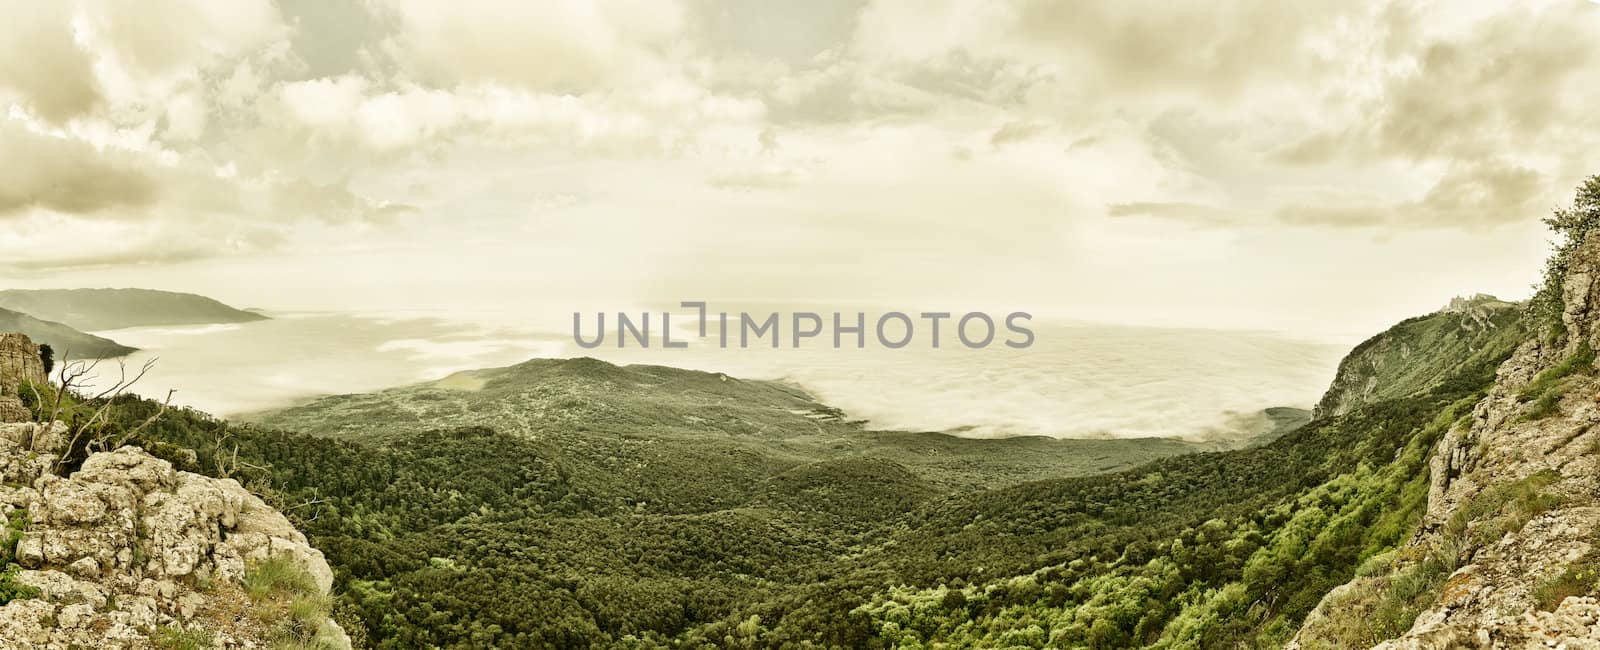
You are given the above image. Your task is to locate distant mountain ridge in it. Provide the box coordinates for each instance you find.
[247,356,1265,493]
[0,288,266,331]
[0,307,135,359]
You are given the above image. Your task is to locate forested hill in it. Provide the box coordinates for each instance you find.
[1313,294,1524,419]
[0,307,136,358]
[247,356,1276,493]
[54,292,1529,648]
[0,288,266,331]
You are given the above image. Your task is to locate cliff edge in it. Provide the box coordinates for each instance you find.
[1313,295,1524,420]
[1294,236,1600,648]
[0,334,347,649]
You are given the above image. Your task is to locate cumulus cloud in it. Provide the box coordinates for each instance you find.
[0,2,102,122]
[373,0,687,91]
[0,124,157,217]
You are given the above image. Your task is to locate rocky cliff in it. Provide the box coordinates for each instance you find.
[1313,295,1525,420]
[1294,238,1600,648]
[0,334,45,424]
[0,334,347,649]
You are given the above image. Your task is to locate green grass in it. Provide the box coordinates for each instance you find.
[0,509,36,606]
[1534,547,1600,611]
[243,558,340,650]
[1442,469,1566,568]
[0,508,27,565]
[1307,469,1573,648]
[1516,343,1595,421]
[0,564,39,604]
[155,625,215,650]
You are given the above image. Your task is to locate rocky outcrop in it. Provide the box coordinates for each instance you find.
[0,334,45,424]
[0,333,347,648]
[0,433,348,648]
[0,428,349,649]
[1371,597,1600,649]
[1295,238,1600,648]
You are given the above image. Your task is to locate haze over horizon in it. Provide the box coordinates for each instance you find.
[3,0,1597,339]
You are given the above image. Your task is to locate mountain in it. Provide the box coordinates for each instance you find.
[247,356,1283,493]
[0,288,267,331]
[1291,236,1600,647]
[108,331,1442,648]
[1313,293,1525,419]
[93,317,1494,647]
[72,281,1587,648]
[0,307,135,359]
[73,280,1594,648]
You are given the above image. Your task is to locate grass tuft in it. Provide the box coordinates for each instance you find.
[1516,343,1595,421]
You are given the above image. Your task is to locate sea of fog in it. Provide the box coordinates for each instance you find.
[87,311,1350,440]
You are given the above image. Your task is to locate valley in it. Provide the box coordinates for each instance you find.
[65,290,1528,648]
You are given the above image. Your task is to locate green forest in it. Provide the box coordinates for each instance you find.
[21,294,1525,649]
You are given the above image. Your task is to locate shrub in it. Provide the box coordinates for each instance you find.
[0,564,40,604]
[155,625,215,650]
[242,557,340,649]
[37,345,52,377]
[1534,549,1600,611]
[1516,343,1595,421]
[1530,175,1600,323]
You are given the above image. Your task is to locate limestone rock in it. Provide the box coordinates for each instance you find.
[0,411,348,648]
[0,334,44,424]
[1294,233,1600,648]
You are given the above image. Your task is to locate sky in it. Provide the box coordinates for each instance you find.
[2,0,1597,339]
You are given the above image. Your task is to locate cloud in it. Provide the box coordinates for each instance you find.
[272,178,419,224]
[990,121,1047,146]
[1274,3,1600,166]
[1271,161,1545,229]
[373,0,687,91]
[852,0,1358,105]
[1,0,1597,293]
[1409,161,1544,228]
[1274,203,1390,229]
[0,3,102,122]
[1107,202,1242,228]
[0,123,158,217]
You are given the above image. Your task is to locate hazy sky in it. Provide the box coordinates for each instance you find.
[2,0,1597,338]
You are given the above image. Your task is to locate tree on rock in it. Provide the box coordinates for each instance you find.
[1532,175,1600,323]
[38,344,52,376]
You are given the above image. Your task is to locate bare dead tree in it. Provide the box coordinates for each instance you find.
[105,389,175,450]
[284,491,330,522]
[214,437,240,479]
[47,352,102,427]
[50,356,162,474]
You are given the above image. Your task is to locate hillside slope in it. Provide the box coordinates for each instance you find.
[57,278,1587,646]
[96,294,1570,648]
[1313,294,1526,419]
[249,356,1259,493]
[0,308,134,359]
[1293,236,1600,648]
[0,289,266,331]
